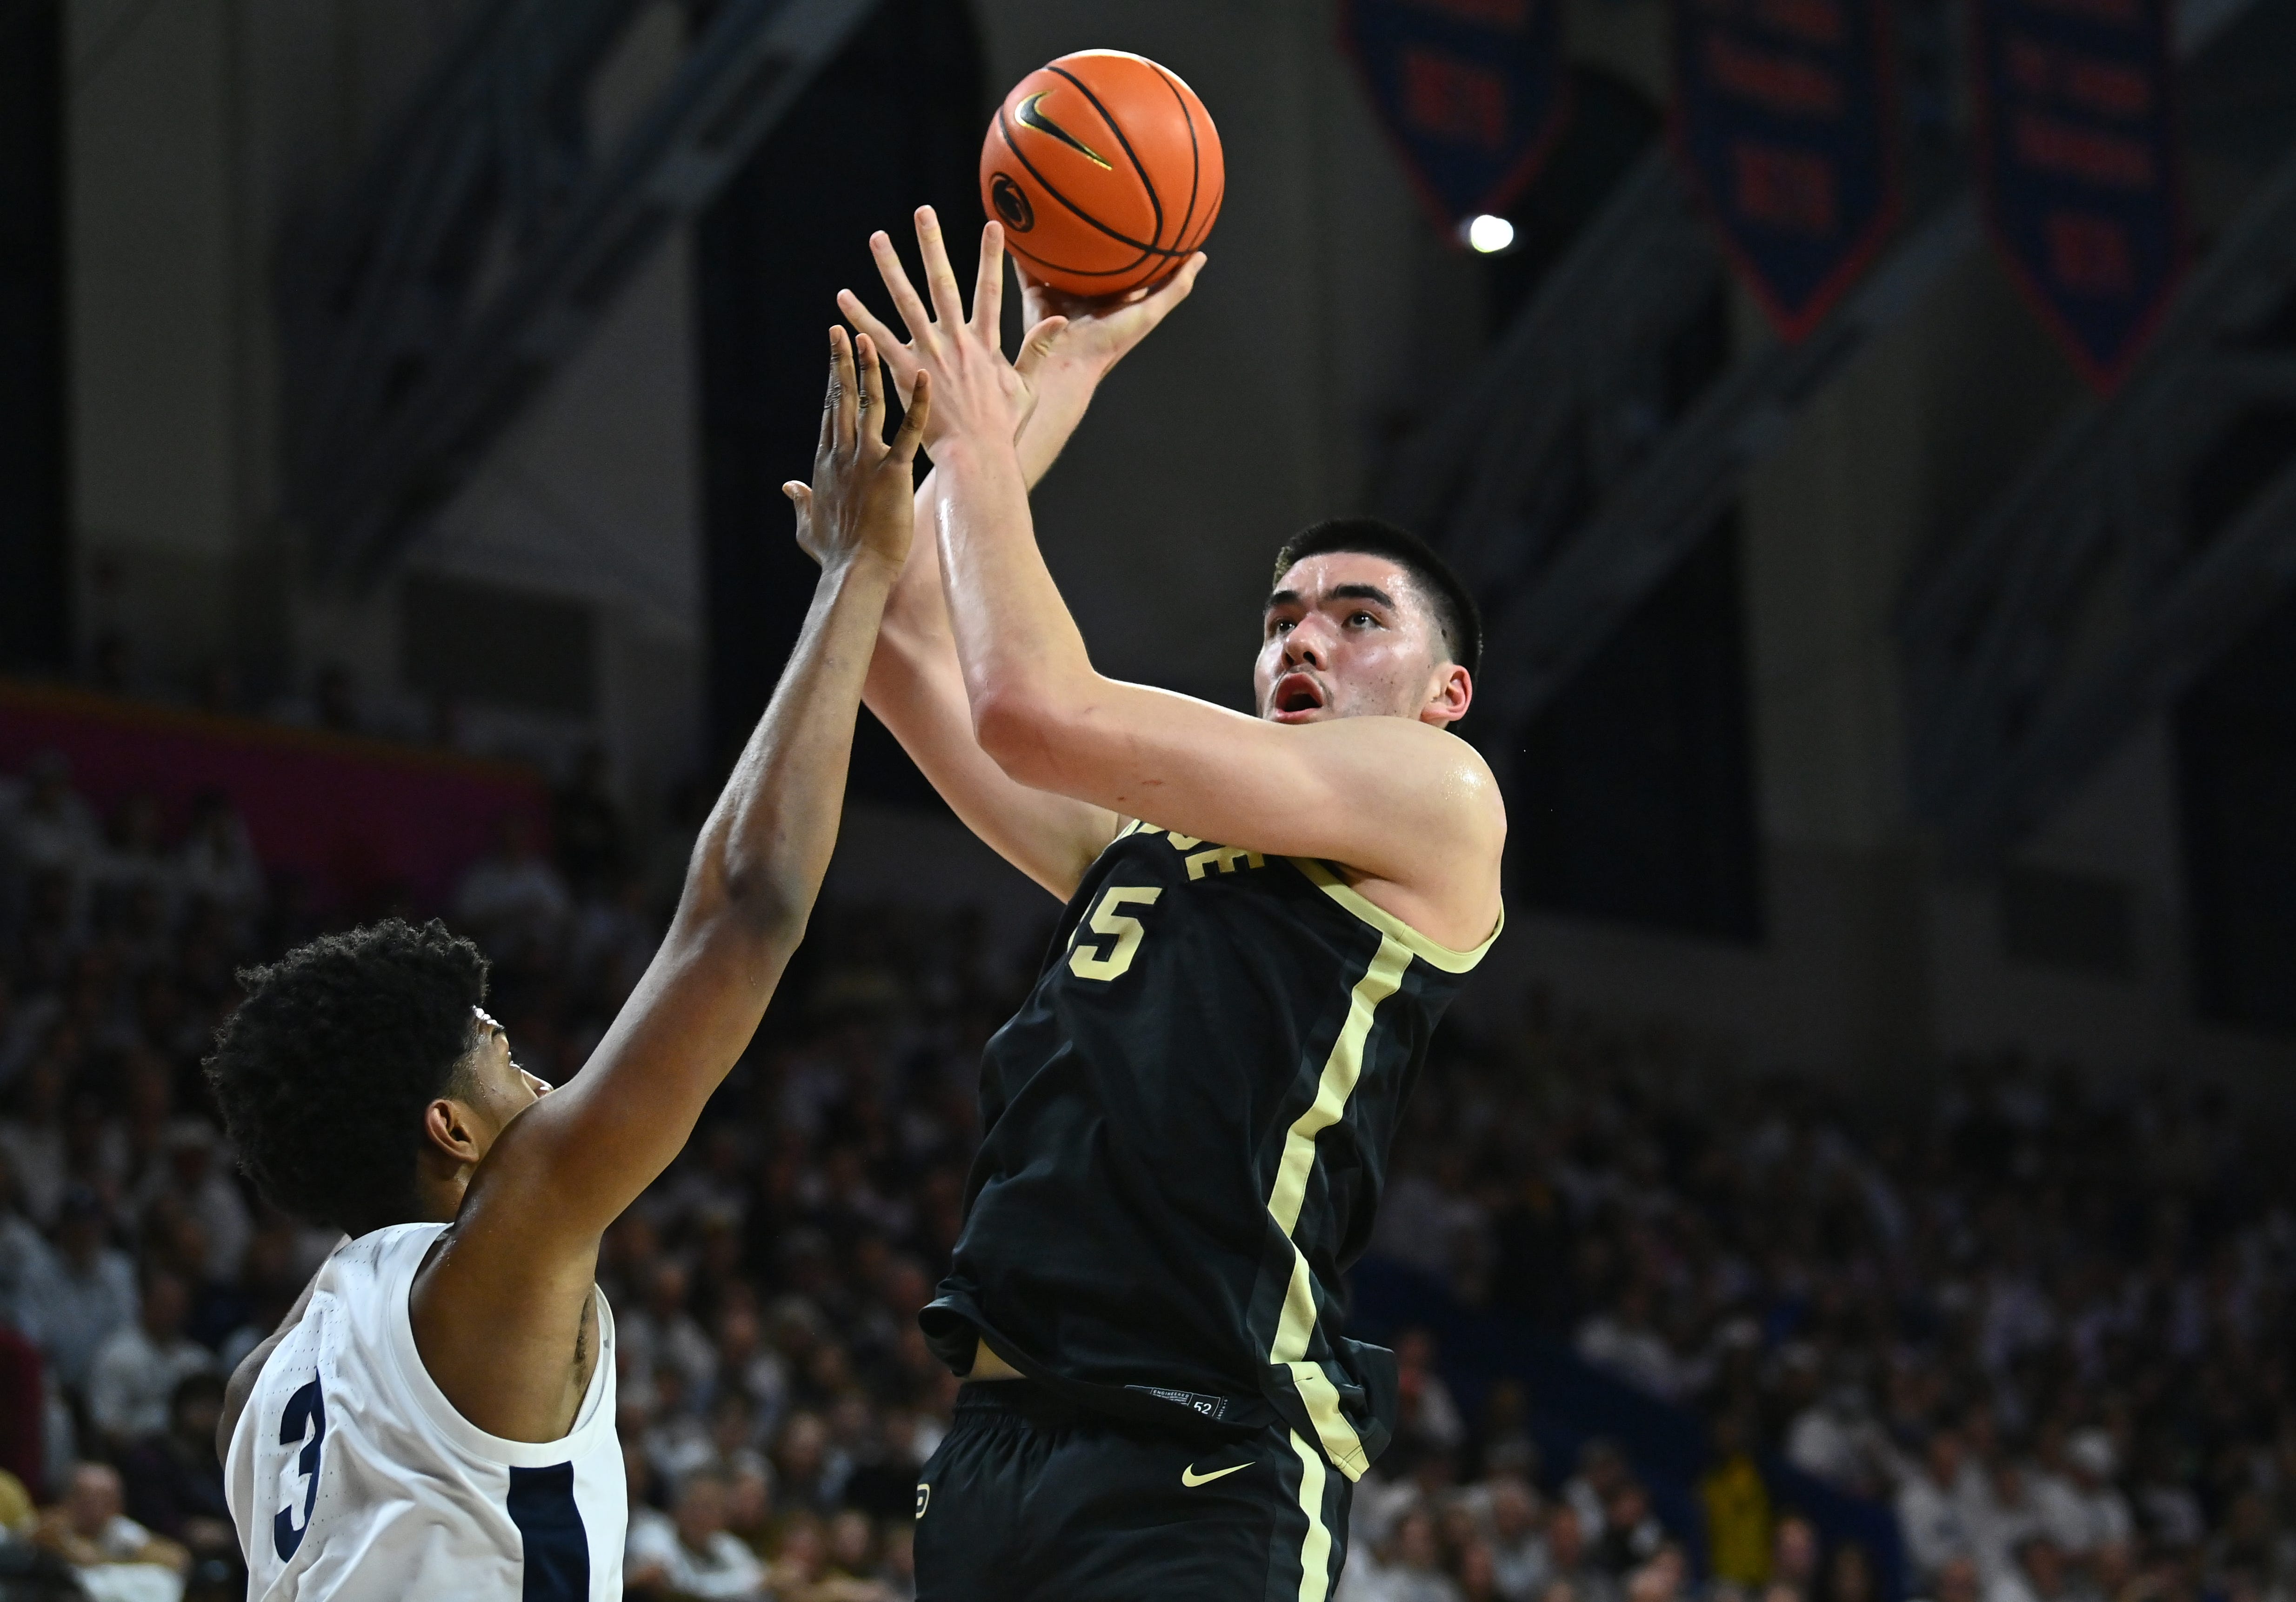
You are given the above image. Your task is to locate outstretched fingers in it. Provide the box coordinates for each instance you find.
[856,333,883,447]
[834,326,862,453]
[970,221,1006,338]
[818,328,848,457]
[868,230,937,348]
[837,288,901,354]
[914,207,969,331]
[889,370,931,467]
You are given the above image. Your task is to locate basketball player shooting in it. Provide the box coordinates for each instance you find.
[204,335,928,1600]
[837,209,1506,1601]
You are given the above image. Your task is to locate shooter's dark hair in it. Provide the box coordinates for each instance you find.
[205,918,488,1236]
[1269,518,1483,678]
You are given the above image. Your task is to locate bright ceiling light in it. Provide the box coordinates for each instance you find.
[1465,214,1515,254]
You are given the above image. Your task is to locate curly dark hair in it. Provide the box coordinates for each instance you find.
[206,918,489,1236]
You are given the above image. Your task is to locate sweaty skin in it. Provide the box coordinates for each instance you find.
[834,211,1508,1380]
[837,207,1504,949]
[222,336,932,1454]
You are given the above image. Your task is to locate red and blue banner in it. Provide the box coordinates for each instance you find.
[1671,0,1900,338]
[1342,0,1572,230]
[0,681,548,915]
[1971,0,2182,390]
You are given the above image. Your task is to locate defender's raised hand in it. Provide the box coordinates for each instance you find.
[835,207,1065,447]
[785,328,930,573]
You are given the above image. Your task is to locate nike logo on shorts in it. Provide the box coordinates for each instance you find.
[1181,1461,1253,1488]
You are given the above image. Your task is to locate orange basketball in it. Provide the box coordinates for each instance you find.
[980,50,1224,300]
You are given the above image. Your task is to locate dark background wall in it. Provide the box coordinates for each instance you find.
[2177,583,2296,1035]
[1510,516,1764,944]
[695,0,987,803]
[0,0,69,673]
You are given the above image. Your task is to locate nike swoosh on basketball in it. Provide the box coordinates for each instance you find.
[1017,91,1114,170]
[1181,1462,1253,1488]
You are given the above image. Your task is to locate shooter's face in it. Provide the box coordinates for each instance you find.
[1256,553,1468,727]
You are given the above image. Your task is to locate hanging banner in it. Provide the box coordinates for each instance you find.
[1670,0,1900,339]
[1341,0,1572,230]
[1971,0,2182,390]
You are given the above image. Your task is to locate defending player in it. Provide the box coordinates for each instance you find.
[837,212,1506,1601]
[206,335,928,1600]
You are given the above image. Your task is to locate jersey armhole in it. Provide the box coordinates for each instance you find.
[385,1227,618,1468]
[1287,858,1503,974]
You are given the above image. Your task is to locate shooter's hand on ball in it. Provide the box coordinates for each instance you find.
[1019,250,1207,382]
[784,327,929,575]
[838,207,1066,448]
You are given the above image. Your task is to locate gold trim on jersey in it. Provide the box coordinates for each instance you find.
[1263,933,1412,1481]
[1288,1428,1334,1602]
[1288,858,1502,975]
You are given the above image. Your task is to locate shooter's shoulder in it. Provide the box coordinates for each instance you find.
[1324,714,1507,839]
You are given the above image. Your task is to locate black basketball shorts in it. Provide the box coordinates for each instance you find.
[913,1381,1353,1602]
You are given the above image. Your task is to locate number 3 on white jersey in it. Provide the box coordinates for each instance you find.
[274,1379,326,1560]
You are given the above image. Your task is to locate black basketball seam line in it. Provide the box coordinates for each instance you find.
[1195,168,1228,253]
[995,101,1166,267]
[1149,62,1204,256]
[1161,69,1223,256]
[1005,235,1187,278]
[1045,63,1168,249]
[1005,236,1189,280]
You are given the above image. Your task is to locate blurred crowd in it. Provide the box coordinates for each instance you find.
[3,743,2293,1602]
[1347,1004,2296,1602]
[0,747,1021,1601]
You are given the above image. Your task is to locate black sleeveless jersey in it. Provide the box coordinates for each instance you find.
[921,819,1500,1480]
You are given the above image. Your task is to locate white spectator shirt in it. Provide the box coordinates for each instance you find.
[1334,1551,1469,1602]
[0,1118,65,1227]
[27,1245,138,1389]
[178,815,265,915]
[1490,1532,1552,1602]
[70,1514,183,1602]
[1969,1482,2046,1585]
[1563,1474,1610,1540]
[87,1324,217,1439]
[1574,1314,1685,1401]
[622,1509,766,1600]
[3,793,101,874]
[2138,1483,2203,1549]
[1787,1404,1874,1492]
[0,1208,57,1334]
[227,1222,624,1600]
[1898,1473,1974,1581]
[615,1305,718,1397]
[2033,1475,2133,1555]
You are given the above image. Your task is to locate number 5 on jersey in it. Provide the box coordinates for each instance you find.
[1068,887,1161,981]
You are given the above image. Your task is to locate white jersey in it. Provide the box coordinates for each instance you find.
[227,1222,625,1601]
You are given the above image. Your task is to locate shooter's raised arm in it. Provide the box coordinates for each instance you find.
[832,245,1209,901]
[848,207,1502,949]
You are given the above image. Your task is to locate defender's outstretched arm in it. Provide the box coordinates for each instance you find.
[411,335,926,1441]
[852,210,1503,948]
